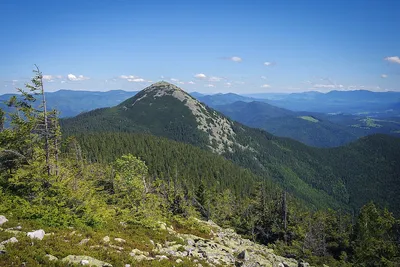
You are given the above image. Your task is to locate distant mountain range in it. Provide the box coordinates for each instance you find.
[212,101,400,147]
[1,88,399,147]
[248,90,400,115]
[0,89,138,118]
[197,90,400,115]
[60,82,400,216]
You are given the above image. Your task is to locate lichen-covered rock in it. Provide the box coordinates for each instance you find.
[129,248,153,262]
[156,255,169,261]
[27,229,45,240]
[0,237,18,252]
[0,216,8,226]
[45,254,58,261]
[5,229,23,236]
[151,219,300,267]
[61,255,112,266]
[0,237,18,245]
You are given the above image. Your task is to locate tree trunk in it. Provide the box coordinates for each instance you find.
[283,191,288,244]
[36,65,51,176]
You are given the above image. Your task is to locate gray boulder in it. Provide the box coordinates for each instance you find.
[0,215,8,226]
[0,237,18,245]
[27,229,45,240]
[45,254,58,261]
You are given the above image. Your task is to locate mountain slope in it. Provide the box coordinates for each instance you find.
[62,82,238,153]
[213,101,400,147]
[214,101,359,147]
[61,82,400,215]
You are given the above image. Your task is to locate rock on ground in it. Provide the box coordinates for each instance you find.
[61,255,112,267]
[0,237,18,245]
[0,215,8,226]
[27,229,45,240]
[45,254,58,261]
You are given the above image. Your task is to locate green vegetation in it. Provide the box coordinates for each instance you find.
[352,117,382,129]
[213,101,400,148]
[62,86,400,217]
[298,116,319,123]
[1,72,399,266]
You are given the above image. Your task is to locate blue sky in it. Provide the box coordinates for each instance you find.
[0,0,399,94]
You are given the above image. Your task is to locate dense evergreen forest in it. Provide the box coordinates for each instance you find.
[61,82,400,217]
[1,70,399,266]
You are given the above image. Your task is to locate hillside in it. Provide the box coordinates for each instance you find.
[2,77,400,266]
[61,82,400,215]
[317,134,400,212]
[213,101,359,147]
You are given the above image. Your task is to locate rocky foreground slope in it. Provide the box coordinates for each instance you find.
[0,215,310,267]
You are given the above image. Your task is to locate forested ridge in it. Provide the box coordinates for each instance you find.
[61,82,400,216]
[0,70,399,266]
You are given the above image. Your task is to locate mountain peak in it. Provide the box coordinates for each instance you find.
[116,81,238,154]
[144,81,183,93]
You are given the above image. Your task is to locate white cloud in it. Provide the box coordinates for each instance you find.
[119,75,145,82]
[384,56,400,64]
[205,84,215,87]
[67,74,90,81]
[178,81,185,85]
[264,62,272,66]
[188,81,195,84]
[261,84,271,88]
[43,75,63,81]
[194,73,207,79]
[119,75,138,79]
[261,76,267,80]
[208,76,223,82]
[225,82,232,87]
[381,74,388,78]
[170,78,179,82]
[61,81,66,84]
[231,56,242,62]
[313,84,344,89]
[127,78,145,82]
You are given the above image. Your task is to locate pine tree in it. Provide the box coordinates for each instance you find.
[352,202,399,266]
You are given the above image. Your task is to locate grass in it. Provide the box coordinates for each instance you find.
[0,217,212,267]
[298,116,319,123]
[351,118,382,129]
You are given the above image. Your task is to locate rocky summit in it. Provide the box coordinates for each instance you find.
[122,81,238,153]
